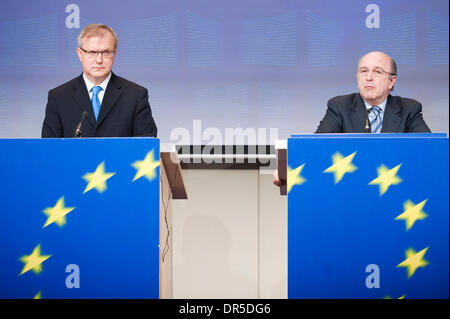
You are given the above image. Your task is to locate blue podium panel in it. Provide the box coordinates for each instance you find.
[0,138,160,299]
[287,134,448,299]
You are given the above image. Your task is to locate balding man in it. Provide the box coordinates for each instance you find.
[274,51,431,186]
[315,51,431,133]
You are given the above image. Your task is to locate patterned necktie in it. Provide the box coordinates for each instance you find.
[369,106,382,133]
[91,86,102,121]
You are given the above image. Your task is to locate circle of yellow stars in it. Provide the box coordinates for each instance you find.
[18,148,160,298]
[288,149,433,298]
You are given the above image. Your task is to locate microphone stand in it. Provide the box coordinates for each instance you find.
[74,111,88,138]
[365,108,371,133]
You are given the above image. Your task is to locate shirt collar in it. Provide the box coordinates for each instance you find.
[83,73,111,93]
[363,97,387,112]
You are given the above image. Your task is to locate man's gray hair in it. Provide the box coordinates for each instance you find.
[77,24,118,50]
[389,57,397,91]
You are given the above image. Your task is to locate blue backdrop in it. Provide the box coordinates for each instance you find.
[0,0,448,141]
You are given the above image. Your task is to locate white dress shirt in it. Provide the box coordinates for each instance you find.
[83,73,111,105]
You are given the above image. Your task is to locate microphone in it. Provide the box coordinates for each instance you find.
[74,111,88,138]
[365,108,371,133]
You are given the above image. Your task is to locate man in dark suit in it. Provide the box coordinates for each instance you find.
[273,51,431,186]
[42,24,157,138]
[316,51,430,133]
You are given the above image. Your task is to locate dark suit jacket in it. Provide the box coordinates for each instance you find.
[41,73,157,137]
[315,93,431,133]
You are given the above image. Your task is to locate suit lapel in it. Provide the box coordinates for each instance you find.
[72,74,96,127]
[350,94,369,133]
[381,95,401,132]
[96,73,122,128]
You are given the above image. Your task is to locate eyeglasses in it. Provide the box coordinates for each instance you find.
[357,67,394,78]
[79,47,115,59]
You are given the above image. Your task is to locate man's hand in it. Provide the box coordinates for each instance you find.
[273,169,286,187]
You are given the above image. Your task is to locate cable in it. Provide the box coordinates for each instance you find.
[160,160,179,263]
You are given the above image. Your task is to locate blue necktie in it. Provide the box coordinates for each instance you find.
[91,86,102,121]
[369,106,382,133]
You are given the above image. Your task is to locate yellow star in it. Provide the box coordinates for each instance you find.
[397,247,429,278]
[384,294,406,299]
[395,199,428,231]
[287,164,306,193]
[131,150,160,182]
[19,244,51,276]
[323,152,357,184]
[82,161,115,194]
[34,291,42,299]
[42,196,75,228]
[369,164,402,196]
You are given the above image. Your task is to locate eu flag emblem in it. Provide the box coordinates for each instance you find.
[287,134,448,299]
[0,138,160,299]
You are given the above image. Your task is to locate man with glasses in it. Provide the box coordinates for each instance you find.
[274,51,430,186]
[315,51,431,133]
[42,24,157,137]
